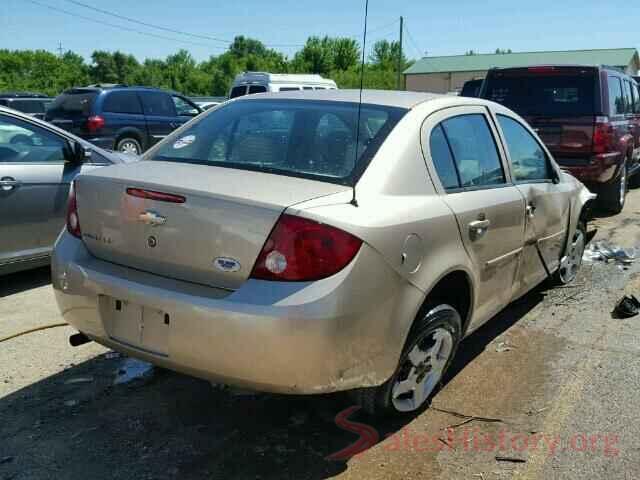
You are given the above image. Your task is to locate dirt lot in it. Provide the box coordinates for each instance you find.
[1,191,640,480]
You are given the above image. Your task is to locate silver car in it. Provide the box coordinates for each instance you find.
[0,106,134,275]
[52,90,594,415]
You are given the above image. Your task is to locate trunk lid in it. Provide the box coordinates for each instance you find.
[76,161,348,290]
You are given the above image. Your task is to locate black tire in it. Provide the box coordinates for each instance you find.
[350,303,462,416]
[599,161,627,214]
[115,137,142,156]
[554,221,586,285]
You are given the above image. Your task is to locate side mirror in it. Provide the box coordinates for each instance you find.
[64,141,91,165]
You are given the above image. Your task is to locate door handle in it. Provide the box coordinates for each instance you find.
[468,218,491,240]
[526,203,537,218]
[0,176,20,191]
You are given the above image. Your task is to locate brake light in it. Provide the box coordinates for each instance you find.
[527,66,556,73]
[126,188,186,204]
[66,184,81,238]
[250,214,362,281]
[593,116,614,154]
[86,115,105,133]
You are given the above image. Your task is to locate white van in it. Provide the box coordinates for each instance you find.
[229,72,337,99]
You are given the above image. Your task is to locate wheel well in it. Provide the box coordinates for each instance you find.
[115,130,144,149]
[422,271,473,333]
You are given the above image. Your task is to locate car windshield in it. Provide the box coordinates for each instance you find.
[484,70,596,116]
[149,99,407,185]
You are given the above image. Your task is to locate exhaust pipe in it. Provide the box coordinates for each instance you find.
[69,332,91,347]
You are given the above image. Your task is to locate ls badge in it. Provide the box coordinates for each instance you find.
[214,257,241,273]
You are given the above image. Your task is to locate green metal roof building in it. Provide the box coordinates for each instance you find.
[403,48,640,94]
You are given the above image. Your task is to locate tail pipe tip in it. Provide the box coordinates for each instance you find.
[69,332,91,347]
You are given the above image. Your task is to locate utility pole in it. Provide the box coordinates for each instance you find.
[57,41,64,58]
[397,16,404,90]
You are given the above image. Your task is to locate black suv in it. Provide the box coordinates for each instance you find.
[0,92,52,120]
[45,86,202,155]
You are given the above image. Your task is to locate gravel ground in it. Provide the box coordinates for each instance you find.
[1,189,639,480]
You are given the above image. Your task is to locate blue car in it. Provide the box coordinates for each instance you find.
[45,85,202,155]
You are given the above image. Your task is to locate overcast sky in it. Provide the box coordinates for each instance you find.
[2,0,639,62]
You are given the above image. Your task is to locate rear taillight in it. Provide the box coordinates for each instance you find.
[86,115,105,133]
[593,116,614,154]
[250,214,362,282]
[66,184,81,238]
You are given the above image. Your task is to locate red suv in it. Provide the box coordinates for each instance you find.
[481,65,640,212]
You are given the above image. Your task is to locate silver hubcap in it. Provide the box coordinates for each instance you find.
[391,326,454,412]
[620,165,627,207]
[559,229,585,283]
[119,141,139,155]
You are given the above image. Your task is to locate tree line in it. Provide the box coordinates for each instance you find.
[0,36,413,98]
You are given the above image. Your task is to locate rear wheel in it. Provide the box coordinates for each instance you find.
[600,161,627,214]
[116,137,142,156]
[350,303,461,416]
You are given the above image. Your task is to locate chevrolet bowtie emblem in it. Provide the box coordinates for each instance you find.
[138,211,167,226]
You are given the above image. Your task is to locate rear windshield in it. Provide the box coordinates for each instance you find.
[9,99,48,114]
[48,91,97,116]
[484,70,596,116]
[149,99,407,185]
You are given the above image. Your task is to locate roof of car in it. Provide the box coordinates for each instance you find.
[232,89,483,109]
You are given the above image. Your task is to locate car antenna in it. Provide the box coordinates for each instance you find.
[350,0,369,208]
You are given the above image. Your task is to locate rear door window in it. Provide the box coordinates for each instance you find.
[140,91,176,117]
[498,115,552,182]
[103,91,143,114]
[279,87,301,92]
[429,124,460,190]
[440,114,506,188]
[608,77,625,116]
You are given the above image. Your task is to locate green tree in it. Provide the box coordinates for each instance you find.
[369,40,407,71]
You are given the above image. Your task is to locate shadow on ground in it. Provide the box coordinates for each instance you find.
[0,283,551,480]
[0,266,51,298]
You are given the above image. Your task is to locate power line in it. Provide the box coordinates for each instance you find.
[403,22,424,59]
[27,0,226,50]
[64,0,304,48]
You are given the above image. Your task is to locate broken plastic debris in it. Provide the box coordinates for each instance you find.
[114,358,154,385]
[495,341,515,353]
[583,241,637,265]
[612,295,640,319]
[64,376,94,385]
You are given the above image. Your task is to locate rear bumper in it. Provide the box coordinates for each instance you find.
[52,231,420,394]
[558,152,621,184]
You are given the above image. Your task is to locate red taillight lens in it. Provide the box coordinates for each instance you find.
[86,115,105,133]
[126,188,186,203]
[250,214,362,282]
[66,184,81,238]
[593,117,613,154]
